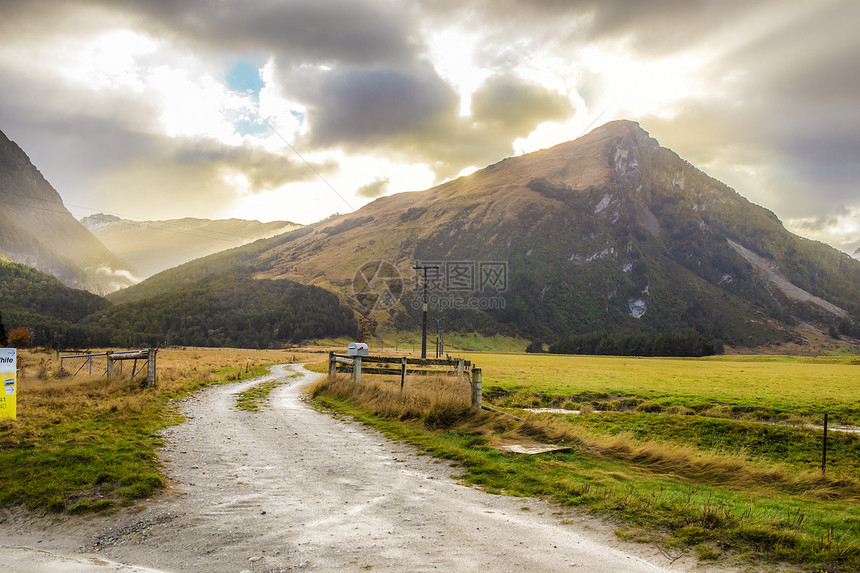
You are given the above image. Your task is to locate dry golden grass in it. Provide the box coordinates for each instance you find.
[8,347,324,435]
[505,415,860,500]
[311,374,473,428]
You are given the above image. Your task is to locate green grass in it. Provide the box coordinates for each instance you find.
[235,373,297,412]
[312,353,860,572]
[465,352,860,425]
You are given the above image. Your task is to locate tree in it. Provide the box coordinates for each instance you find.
[525,340,545,353]
[0,311,6,344]
[8,327,32,349]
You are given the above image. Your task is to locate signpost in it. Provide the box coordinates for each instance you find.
[0,348,16,420]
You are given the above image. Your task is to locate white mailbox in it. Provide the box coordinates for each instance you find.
[347,342,369,357]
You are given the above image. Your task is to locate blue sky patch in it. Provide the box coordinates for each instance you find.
[226,61,265,99]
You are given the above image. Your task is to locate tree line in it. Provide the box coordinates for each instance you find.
[534,329,725,357]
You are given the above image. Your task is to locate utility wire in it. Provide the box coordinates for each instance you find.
[251,110,356,213]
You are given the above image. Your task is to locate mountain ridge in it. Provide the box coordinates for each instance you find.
[81,214,302,279]
[110,120,860,348]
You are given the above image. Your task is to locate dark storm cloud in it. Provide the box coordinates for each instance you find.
[90,0,418,67]
[295,64,460,147]
[282,67,574,178]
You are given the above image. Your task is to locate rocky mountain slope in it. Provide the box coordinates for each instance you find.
[110,121,860,347]
[81,214,301,279]
[0,129,136,294]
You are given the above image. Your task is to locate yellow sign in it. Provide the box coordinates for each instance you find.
[0,348,16,420]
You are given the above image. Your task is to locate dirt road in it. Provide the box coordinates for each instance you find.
[1,364,712,572]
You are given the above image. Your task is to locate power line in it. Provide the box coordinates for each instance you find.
[252,110,356,214]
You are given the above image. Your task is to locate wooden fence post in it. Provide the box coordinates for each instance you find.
[354,356,362,383]
[147,348,157,387]
[401,357,407,391]
[457,359,464,377]
[328,351,336,377]
[106,353,114,378]
[470,367,482,410]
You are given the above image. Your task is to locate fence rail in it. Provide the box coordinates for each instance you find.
[328,352,482,409]
[60,349,158,387]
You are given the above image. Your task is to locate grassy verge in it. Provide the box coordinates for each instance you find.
[0,347,306,513]
[235,373,298,412]
[312,373,860,572]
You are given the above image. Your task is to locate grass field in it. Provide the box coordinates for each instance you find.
[0,347,324,513]
[313,351,860,571]
[463,352,860,425]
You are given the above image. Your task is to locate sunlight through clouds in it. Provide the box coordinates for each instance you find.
[0,0,857,254]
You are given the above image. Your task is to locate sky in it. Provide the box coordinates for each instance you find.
[0,0,858,255]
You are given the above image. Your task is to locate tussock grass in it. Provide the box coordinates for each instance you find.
[311,374,473,429]
[314,372,860,571]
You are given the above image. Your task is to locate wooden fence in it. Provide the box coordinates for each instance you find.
[328,352,482,410]
[60,349,158,387]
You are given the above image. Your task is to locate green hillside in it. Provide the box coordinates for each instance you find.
[87,269,357,348]
[1,255,357,349]
[106,227,314,305]
[0,256,110,346]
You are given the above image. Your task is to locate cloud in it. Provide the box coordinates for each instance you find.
[83,0,419,69]
[356,177,390,199]
[471,74,574,132]
[785,208,860,257]
[83,134,338,218]
[294,63,459,147]
[1,0,858,256]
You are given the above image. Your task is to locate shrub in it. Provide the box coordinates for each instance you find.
[8,327,31,348]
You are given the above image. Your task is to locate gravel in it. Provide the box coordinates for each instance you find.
[0,364,733,572]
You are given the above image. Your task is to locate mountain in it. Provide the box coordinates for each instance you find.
[0,129,137,294]
[109,121,860,348]
[80,214,301,279]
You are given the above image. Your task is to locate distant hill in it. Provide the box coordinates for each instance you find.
[0,129,137,294]
[107,121,860,348]
[81,214,301,279]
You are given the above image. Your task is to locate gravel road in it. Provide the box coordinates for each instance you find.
[0,364,721,572]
